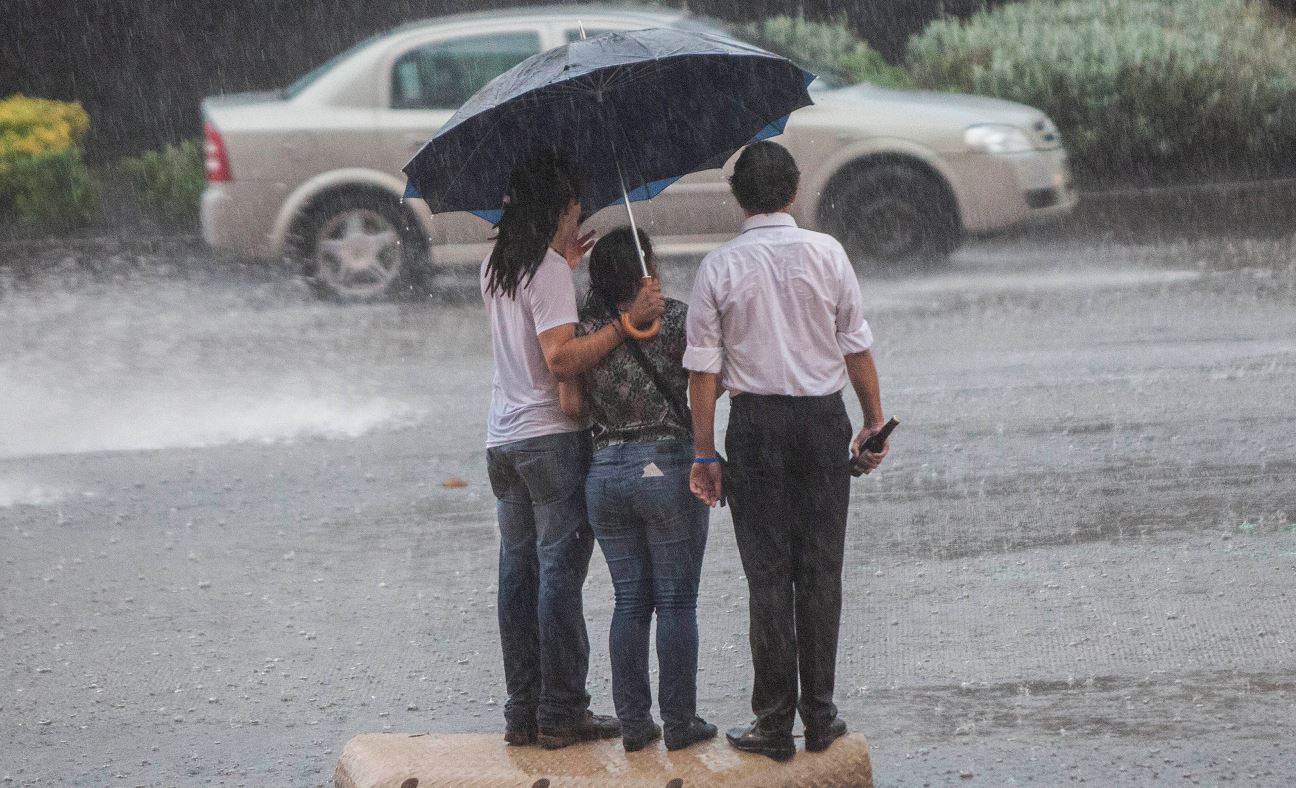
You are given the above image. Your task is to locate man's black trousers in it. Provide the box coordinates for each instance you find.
[724,391,852,734]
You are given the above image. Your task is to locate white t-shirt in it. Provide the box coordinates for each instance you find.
[481,247,590,448]
[683,212,874,396]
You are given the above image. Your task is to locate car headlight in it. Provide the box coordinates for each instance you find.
[964,124,1033,154]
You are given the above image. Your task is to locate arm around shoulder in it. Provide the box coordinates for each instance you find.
[538,321,624,382]
[558,379,586,419]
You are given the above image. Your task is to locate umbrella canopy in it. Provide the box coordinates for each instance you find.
[402,27,815,224]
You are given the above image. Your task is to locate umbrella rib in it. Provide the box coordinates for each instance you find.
[627,62,727,184]
[600,59,740,200]
[590,54,791,95]
[429,74,607,211]
[432,111,510,213]
[597,62,654,92]
[432,75,601,192]
[710,56,809,103]
[623,59,788,193]
[603,96,651,204]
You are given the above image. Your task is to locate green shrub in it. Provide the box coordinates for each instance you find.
[907,0,1296,185]
[118,138,205,228]
[6,148,101,228]
[0,94,100,229]
[741,16,912,88]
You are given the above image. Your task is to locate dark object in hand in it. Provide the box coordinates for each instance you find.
[851,417,899,477]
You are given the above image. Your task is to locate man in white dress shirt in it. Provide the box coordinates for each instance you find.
[684,140,890,761]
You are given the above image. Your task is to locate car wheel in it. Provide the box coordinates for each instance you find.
[296,193,425,302]
[821,162,962,268]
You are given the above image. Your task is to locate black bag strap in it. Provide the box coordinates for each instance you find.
[623,337,691,431]
[624,334,727,507]
[612,305,727,507]
[591,290,691,429]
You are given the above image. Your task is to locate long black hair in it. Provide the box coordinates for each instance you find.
[587,226,653,318]
[484,152,583,299]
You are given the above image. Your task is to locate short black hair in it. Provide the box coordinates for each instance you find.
[729,140,800,215]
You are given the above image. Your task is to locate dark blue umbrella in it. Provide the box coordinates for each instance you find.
[402,27,814,233]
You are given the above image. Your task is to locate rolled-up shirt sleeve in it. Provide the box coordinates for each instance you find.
[683,258,724,373]
[834,249,875,355]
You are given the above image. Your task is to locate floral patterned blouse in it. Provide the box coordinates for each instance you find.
[575,297,692,451]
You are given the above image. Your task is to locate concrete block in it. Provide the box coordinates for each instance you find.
[335,732,872,788]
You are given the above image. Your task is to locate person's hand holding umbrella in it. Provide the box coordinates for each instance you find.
[623,277,665,334]
[551,198,662,332]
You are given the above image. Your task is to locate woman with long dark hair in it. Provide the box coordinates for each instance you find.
[481,153,664,750]
[559,227,716,753]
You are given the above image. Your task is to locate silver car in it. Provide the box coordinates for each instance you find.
[200,5,1076,300]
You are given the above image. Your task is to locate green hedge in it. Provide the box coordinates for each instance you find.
[907,0,1296,185]
[0,94,100,229]
[118,138,205,228]
[741,16,911,88]
[5,147,101,229]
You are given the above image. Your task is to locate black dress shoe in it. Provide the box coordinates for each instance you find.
[804,717,847,752]
[664,717,718,751]
[726,723,795,761]
[622,721,662,752]
[538,710,622,749]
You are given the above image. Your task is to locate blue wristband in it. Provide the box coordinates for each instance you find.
[693,456,721,463]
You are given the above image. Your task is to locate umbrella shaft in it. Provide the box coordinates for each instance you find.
[615,159,650,279]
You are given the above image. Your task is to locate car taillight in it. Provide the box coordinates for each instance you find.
[204,122,232,182]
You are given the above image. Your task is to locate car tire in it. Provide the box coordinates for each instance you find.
[820,162,962,269]
[293,192,427,302]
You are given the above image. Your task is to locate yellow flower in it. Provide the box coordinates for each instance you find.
[0,94,91,162]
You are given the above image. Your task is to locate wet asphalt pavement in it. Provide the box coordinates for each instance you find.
[1,234,1294,786]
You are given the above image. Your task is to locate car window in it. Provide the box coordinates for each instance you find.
[391,31,541,110]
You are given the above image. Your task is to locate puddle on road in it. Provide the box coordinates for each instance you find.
[0,477,68,507]
[0,262,435,461]
[863,258,1200,311]
[0,383,422,460]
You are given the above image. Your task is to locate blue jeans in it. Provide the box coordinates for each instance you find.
[486,430,594,731]
[585,439,709,734]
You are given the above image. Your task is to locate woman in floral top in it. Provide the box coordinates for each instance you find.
[560,227,716,753]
